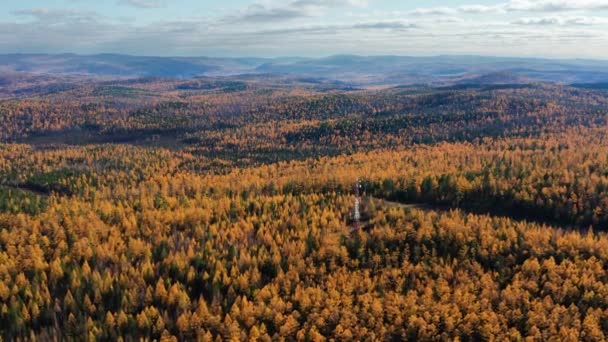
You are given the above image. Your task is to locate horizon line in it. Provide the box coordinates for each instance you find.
[2,52,608,63]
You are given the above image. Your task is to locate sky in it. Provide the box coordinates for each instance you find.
[1,0,608,58]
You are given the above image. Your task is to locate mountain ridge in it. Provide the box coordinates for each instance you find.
[2,53,608,85]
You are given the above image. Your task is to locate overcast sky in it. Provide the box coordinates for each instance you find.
[1,0,608,58]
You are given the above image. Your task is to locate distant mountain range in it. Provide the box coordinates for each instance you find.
[2,53,608,86]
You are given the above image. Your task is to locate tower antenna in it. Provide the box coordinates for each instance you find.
[353,178,361,232]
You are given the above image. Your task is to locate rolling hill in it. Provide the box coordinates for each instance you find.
[1,53,608,86]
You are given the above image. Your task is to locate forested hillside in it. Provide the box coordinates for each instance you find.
[2,75,608,340]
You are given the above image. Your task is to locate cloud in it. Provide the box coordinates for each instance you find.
[513,15,606,25]
[459,5,502,14]
[120,0,166,8]
[410,7,456,16]
[292,0,368,7]
[513,16,562,25]
[229,0,368,23]
[433,17,465,24]
[2,0,608,58]
[12,8,100,23]
[236,5,309,22]
[506,0,608,12]
[352,21,416,30]
[2,10,118,54]
[255,21,417,36]
[409,1,608,16]
[409,4,503,16]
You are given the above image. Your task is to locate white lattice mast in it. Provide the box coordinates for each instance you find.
[353,178,361,231]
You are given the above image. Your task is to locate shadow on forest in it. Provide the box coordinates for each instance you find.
[375,194,600,234]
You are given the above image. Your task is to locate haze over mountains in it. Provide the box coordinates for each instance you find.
[2,53,608,87]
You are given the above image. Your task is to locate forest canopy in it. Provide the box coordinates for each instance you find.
[1,75,608,340]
